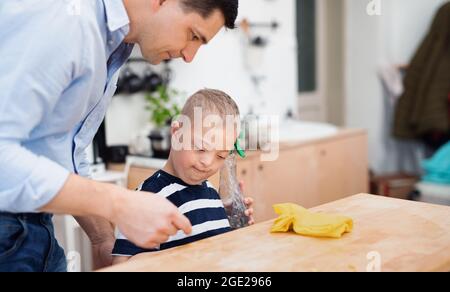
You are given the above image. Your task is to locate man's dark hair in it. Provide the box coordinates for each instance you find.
[180,0,239,29]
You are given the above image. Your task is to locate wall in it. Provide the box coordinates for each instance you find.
[384,0,448,64]
[106,0,298,147]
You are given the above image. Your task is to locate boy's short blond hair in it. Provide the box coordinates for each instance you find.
[181,89,240,120]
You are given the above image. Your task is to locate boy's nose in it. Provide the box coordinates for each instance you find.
[199,154,214,168]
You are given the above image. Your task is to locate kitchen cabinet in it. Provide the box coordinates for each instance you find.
[229,129,369,222]
[242,145,319,222]
[125,129,368,222]
[315,132,368,204]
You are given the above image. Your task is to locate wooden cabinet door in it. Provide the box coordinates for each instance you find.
[236,156,257,197]
[315,134,369,204]
[250,145,319,222]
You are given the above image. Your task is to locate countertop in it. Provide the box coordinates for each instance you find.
[101,194,450,272]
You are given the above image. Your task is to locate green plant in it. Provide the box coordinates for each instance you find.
[145,85,182,128]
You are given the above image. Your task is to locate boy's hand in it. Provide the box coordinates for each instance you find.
[244,197,255,225]
[239,181,255,225]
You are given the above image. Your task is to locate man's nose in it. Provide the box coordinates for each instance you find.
[181,42,201,63]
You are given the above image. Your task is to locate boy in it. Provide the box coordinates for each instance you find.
[112,89,254,264]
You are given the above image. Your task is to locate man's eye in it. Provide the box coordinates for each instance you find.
[192,33,199,41]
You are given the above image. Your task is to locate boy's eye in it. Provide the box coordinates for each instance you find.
[218,153,229,160]
[191,32,199,41]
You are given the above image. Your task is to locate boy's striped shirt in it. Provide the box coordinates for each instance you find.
[112,170,231,256]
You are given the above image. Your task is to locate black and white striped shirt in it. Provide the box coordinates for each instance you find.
[112,170,231,256]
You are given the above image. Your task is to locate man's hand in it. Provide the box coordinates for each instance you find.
[239,181,255,225]
[42,174,192,251]
[112,191,192,249]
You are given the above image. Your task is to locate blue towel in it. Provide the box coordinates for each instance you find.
[422,142,450,184]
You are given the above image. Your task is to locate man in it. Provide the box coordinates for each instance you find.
[0,0,250,272]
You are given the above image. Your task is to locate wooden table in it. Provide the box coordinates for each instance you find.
[102,194,450,272]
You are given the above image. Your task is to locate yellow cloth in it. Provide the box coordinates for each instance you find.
[270,203,353,238]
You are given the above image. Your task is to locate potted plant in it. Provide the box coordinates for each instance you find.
[145,85,182,159]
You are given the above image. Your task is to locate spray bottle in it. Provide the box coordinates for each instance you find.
[219,137,250,229]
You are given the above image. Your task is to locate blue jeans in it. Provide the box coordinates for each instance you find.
[0,212,67,272]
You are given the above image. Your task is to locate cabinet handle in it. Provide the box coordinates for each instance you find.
[320,150,327,156]
[258,164,264,171]
[241,169,247,176]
